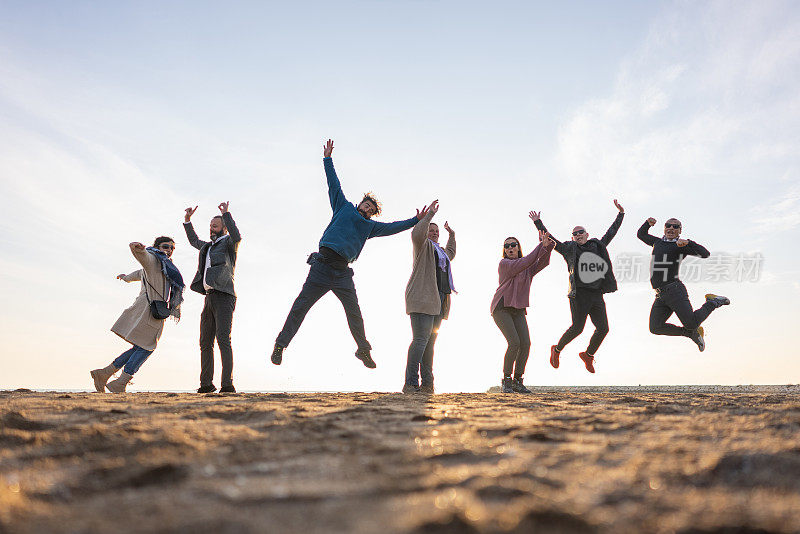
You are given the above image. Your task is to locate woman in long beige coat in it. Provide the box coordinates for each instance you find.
[91,237,183,393]
[403,200,456,394]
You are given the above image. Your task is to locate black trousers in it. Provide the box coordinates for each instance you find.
[276,256,370,351]
[556,289,609,355]
[649,280,716,337]
[199,290,236,387]
[492,306,531,378]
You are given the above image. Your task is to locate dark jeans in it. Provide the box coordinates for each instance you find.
[113,344,154,375]
[492,306,531,378]
[199,290,237,387]
[276,256,371,351]
[557,288,609,355]
[649,280,716,337]
[405,292,446,387]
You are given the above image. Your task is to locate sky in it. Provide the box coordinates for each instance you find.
[1,0,798,392]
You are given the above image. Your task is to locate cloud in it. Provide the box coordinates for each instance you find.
[555,1,800,202]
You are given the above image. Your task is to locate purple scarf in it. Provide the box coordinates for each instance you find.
[431,241,456,293]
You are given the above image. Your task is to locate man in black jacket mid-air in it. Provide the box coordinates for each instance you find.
[532,199,625,374]
[638,216,730,352]
[184,201,242,393]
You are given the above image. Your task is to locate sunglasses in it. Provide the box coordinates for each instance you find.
[572,229,586,236]
[664,223,681,229]
[159,244,175,250]
[503,242,519,249]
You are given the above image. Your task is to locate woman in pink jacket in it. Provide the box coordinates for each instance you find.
[490,212,554,393]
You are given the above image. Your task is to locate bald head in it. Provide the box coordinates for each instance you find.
[572,225,589,245]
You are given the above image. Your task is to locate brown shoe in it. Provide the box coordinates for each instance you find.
[106,371,133,393]
[419,385,434,395]
[578,352,595,374]
[90,364,118,393]
[402,384,420,394]
[550,345,561,369]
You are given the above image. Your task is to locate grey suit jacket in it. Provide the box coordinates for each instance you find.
[184,211,241,297]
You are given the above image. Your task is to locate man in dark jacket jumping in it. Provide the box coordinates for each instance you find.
[532,200,625,374]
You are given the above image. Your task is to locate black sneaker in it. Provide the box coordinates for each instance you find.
[511,377,532,394]
[219,384,236,393]
[402,384,420,394]
[501,377,514,393]
[271,344,284,365]
[355,348,376,369]
[197,384,217,394]
[705,294,731,307]
[690,326,705,352]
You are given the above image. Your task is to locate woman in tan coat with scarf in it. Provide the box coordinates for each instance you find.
[90,237,184,393]
[403,200,456,394]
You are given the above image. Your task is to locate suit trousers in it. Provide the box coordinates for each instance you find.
[199,290,236,387]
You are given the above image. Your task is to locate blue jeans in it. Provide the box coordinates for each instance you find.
[112,345,154,375]
[405,292,446,387]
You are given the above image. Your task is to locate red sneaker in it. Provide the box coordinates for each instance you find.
[550,345,560,369]
[579,352,595,374]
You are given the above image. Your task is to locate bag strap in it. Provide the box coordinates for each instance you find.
[142,270,166,303]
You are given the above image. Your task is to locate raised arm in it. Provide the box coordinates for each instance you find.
[600,200,625,246]
[218,202,241,244]
[183,206,208,250]
[637,218,659,247]
[129,242,160,272]
[323,139,348,212]
[369,216,419,238]
[443,221,456,260]
[530,211,566,254]
[498,236,554,280]
[410,200,438,248]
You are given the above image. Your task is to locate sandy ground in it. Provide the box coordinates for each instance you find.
[1,386,799,533]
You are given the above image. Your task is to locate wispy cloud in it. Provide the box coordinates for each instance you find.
[555,1,800,203]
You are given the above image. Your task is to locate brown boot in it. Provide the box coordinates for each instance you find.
[106,371,133,393]
[90,364,118,393]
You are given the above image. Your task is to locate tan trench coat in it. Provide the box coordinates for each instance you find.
[110,245,168,351]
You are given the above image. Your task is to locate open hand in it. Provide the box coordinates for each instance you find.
[323,139,334,158]
[185,206,198,223]
[130,242,145,252]
[676,239,689,247]
[218,201,229,214]
[614,199,624,213]
[444,221,454,235]
[647,217,657,226]
[416,199,439,220]
[529,211,541,222]
[540,231,554,246]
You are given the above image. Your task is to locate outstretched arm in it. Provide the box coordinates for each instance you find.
[218,202,241,244]
[129,242,159,272]
[637,218,659,246]
[117,270,142,283]
[370,200,435,238]
[600,200,625,246]
[323,139,348,212]
[183,206,208,250]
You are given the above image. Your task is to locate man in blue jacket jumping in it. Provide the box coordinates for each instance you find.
[272,139,432,369]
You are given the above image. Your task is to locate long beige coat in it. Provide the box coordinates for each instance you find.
[405,210,456,317]
[111,245,168,351]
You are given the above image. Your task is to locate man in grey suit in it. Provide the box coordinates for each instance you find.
[184,201,242,393]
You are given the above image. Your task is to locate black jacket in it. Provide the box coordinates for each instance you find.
[184,212,241,296]
[535,212,623,298]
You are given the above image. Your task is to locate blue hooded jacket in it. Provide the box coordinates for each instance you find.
[318,157,417,263]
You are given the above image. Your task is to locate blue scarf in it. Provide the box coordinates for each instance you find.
[146,247,185,318]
